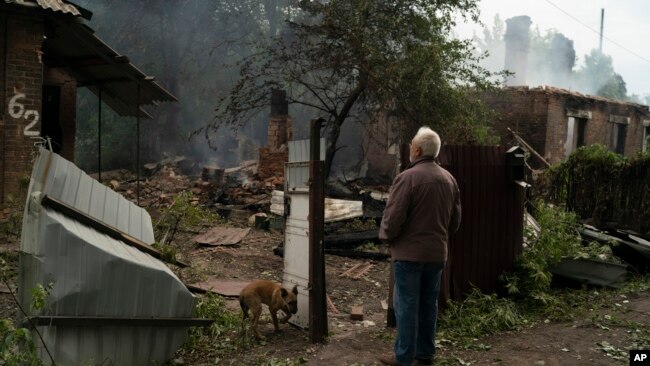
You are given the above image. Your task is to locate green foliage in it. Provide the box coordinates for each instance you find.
[0,319,43,366]
[154,191,221,241]
[0,260,45,365]
[204,0,503,175]
[501,201,583,300]
[545,145,650,236]
[575,50,628,100]
[438,287,525,339]
[30,283,53,312]
[183,292,244,359]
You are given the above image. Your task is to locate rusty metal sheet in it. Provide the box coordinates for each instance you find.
[188,279,249,297]
[438,145,525,302]
[193,227,250,246]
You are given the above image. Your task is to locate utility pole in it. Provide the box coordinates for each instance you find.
[599,8,604,52]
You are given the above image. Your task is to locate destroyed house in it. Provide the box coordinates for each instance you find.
[483,86,650,166]
[0,0,176,202]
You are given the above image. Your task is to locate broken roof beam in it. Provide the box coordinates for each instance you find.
[507,127,551,168]
[40,194,189,268]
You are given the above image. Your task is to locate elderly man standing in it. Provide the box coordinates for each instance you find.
[378,127,461,366]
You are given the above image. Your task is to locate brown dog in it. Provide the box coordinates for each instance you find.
[239,280,298,339]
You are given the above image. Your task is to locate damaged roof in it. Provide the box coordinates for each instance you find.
[502,85,650,112]
[5,0,176,118]
[43,19,178,118]
[4,0,91,18]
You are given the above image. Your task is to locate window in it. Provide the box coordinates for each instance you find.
[565,110,591,157]
[609,115,630,155]
[644,124,650,153]
[576,118,587,148]
[611,122,627,155]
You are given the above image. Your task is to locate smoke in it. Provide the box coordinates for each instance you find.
[475,14,627,99]
[72,0,298,169]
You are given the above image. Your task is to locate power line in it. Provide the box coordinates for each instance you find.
[543,0,650,65]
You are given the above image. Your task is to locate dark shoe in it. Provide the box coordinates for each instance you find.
[378,354,400,365]
[414,358,433,365]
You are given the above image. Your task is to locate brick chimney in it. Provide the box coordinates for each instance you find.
[267,89,292,151]
[504,16,532,86]
[258,89,291,182]
[550,33,576,88]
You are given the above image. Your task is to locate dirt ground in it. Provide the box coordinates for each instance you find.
[2,210,649,365]
[171,226,650,366]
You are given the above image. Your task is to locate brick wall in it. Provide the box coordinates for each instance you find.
[258,147,287,180]
[44,67,77,161]
[481,87,549,165]
[258,115,292,181]
[545,95,649,163]
[482,87,650,166]
[2,14,44,200]
[267,116,292,151]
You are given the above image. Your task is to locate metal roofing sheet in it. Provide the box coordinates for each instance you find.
[26,148,154,244]
[4,0,81,17]
[19,149,194,365]
[35,0,80,16]
[42,19,177,118]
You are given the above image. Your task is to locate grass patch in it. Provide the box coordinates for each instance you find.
[438,288,525,340]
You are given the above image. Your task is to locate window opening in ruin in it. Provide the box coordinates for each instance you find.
[564,117,575,157]
[612,122,627,155]
[41,85,63,153]
[644,125,650,152]
[576,118,587,148]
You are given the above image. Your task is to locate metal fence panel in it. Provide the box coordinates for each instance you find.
[438,145,525,301]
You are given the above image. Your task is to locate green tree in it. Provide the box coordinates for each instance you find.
[202,0,502,175]
[575,50,627,100]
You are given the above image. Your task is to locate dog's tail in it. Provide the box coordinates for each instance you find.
[239,296,249,319]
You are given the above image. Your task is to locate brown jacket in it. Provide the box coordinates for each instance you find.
[379,156,461,263]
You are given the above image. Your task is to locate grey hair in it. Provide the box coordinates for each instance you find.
[412,127,441,158]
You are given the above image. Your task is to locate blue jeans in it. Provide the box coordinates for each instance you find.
[393,260,445,366]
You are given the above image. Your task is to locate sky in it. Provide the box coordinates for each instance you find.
[454,0,650,97]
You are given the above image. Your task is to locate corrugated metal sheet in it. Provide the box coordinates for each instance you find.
[270,190,363,223]
[25,148,154,244]
[5,0,81,17]
[288,139,325,162]
[35,0,81,16]
[437,145,525,301]
[19,149,195,365]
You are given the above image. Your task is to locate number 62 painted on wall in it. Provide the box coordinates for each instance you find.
[8,93,40,137]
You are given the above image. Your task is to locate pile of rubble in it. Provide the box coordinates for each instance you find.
[96,156,285,213]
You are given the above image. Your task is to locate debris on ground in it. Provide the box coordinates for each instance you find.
[192,226,251,247]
